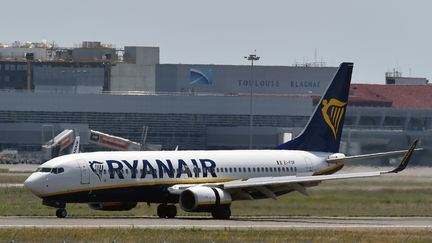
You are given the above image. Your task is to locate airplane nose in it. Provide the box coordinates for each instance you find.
[24,174,44,197]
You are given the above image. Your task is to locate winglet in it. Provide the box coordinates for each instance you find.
[383,140,418,174]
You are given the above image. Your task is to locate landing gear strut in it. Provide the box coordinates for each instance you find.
[157,204,177,218]
[211,206,231,220]
[56,208,67,218]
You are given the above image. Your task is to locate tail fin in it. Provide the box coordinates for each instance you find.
[275,62,353,152]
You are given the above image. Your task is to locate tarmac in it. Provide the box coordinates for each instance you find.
[1,216,432,230]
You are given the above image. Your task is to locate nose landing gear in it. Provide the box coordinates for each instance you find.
[55,208,68,218]
[43,200,67,218]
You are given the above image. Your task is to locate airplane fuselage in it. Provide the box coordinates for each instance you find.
[25,150,333,204]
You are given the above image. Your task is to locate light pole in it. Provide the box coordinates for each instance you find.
[244,52,260,149]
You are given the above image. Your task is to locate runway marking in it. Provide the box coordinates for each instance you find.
[1,224,432,230]
[0,183,23,187]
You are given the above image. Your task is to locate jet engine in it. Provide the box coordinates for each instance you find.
[179,186,232,212]
[88,202,137,211]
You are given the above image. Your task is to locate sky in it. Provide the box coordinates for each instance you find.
[1,0,431,83]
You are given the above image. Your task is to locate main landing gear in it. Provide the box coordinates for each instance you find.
[56,208,67,218]
[211,206,231,220]
[157,204,177,218]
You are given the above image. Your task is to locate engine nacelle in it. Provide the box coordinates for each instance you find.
[88,202,137,211]
[179,186,232,212]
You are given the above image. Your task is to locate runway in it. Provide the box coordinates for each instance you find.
[1,216,432,230]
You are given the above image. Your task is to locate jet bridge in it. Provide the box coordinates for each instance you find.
[42,129,75,160]
[42,128,161,160]
[88,130,141,151]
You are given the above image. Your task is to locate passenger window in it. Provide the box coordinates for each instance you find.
[125,169,129,174]
[229,168,232,173]
[104,169,107,174]
[248,168,251,172]
[234,168,237,172]
[257,168,260,172]
[294,167,297,172]
[290,167,293,172]
[224,168,228,173]
[278,168,281,172]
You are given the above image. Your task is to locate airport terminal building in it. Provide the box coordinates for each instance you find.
[0,41,430,164]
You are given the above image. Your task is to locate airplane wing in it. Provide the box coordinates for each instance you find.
[326,142,422,164]
[168,140,418,199]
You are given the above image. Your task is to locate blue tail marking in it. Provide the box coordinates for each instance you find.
[275,62,353,153]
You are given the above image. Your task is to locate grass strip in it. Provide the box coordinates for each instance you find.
[2,187,432,217]
[1,228,431,242]
[0,175,28,183]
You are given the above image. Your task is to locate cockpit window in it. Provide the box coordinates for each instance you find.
[37,167,52,173]
[51,168,65,174]
[36,167,64,174]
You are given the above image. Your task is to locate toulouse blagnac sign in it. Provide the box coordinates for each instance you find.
[236,79,321,89]
[188,67,322,92]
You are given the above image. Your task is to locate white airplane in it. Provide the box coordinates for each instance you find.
[24,63,419,219]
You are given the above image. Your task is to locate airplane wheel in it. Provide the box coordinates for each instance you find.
[157,204,167,218]
[56,208,67,218]
[166,205,177,218]
[211,207,231,220]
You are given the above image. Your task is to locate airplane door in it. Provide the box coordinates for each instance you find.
[304,157,313,173]
[77,159,90,184]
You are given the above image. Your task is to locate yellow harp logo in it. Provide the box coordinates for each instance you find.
[321,98,347,139]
